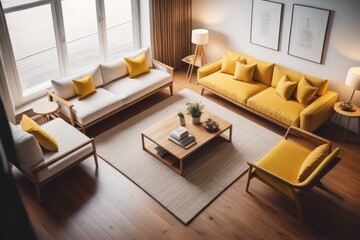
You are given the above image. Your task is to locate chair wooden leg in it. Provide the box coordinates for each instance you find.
[246,166,253,193]
[293,192,303,222]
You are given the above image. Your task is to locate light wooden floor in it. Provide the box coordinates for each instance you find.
[13,69,360,239]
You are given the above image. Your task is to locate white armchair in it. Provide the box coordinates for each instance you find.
[10,118,98,202]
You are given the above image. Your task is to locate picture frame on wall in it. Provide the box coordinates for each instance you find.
[288,4,330,64]
[250,0,283,51]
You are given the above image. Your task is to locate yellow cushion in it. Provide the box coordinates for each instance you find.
[255,139,310,198]
[227,49,248,60]
[272,64,328,95]
[72,75,96,100]
[294,77,318,106]
[275,75,297,100]
[21,114,58,151]
[233,62,256,83]
[198,71,268,105]
[245,56,274,86]
[247,88,305,127]
[297,143,330,182]
[220,54,245,75]
[124,52,150,78]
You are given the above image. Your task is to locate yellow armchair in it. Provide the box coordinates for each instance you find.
[246,127,341,221]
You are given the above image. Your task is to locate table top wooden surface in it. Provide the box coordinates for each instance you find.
[334,102,360,117]
[142,111,232,160]
[33,102,59,115]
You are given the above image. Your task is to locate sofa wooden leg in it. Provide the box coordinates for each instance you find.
[169,84,173,96]
[34,178,42,203]
[201,88,204,95]
[91,139,98,167]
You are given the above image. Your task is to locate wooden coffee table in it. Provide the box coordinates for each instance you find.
[141,111,232,175]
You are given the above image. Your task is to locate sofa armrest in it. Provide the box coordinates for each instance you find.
[152,59,174,79]
[47,90,76,126]
[300,91,338,132]
[197,58,222,80]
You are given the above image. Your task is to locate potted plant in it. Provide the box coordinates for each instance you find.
[186,101,205,124]
[177,110,185,126]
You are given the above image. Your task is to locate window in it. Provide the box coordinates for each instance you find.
[1,0,138,105]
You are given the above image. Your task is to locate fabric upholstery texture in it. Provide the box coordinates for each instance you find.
[220,54,245,75]
[38,118,93,182]
[100,58,128,85]
[255,139,311,198]
[198,71,268,105]
[104,69,172,105]
[233,62,256,83]
[295,77,318,106]
[21,114,58,151]
[245,56,274,86]
[227,50,274,85]
[51,66,103,99]
[9,123,43,175]
[275,75,297,100]
[59,88,124,125]
[72,75,96,100]
[272,64,327,95]
[124,52,150,78]
[247,88,304,127]
[197,59,222,79]
[297,143,330,182]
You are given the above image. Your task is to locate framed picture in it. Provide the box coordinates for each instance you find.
[250,0,283,51]
[288,4,330,63]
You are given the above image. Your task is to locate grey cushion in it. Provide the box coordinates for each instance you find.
[9,123,43,175]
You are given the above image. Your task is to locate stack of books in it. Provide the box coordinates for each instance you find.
[169,126,196,149]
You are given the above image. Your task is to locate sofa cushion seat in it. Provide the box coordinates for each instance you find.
[255,139,311,198]
[60,88,124,125]
[38,119,93,182]
[247,88,305,127]
[104,69,171,105]
[198,71,268,105]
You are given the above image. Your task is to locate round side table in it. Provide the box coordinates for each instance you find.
[333,102,360,140]
[33,102,59,123]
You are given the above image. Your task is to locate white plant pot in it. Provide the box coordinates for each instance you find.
[192,117,201,124]
[178,117,185,126]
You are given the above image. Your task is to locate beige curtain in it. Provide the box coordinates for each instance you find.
[151,0,192,70]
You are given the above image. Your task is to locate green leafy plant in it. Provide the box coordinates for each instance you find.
[186,101,205,118]
[177,110,184,118]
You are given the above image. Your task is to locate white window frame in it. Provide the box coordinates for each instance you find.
[0,0,140,107]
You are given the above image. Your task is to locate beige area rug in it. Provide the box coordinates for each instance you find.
[95,88,282,224]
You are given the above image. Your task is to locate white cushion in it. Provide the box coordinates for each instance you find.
[38,118,93,182]
[104,69,171,105]
[51,65,104,99]
[9,123,43,175]
[59,88,124,125]
[100,59,128,85]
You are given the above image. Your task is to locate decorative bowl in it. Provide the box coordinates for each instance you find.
[202,118,219,132]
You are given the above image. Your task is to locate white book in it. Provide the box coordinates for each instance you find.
[170,126,189,140]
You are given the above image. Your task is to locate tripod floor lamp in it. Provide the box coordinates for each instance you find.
[186,29,209,82]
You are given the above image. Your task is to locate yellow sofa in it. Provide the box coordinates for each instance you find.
[198,50,338,132]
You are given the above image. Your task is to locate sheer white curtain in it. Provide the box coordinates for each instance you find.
[0,51,15,123]
[0,3,15,123]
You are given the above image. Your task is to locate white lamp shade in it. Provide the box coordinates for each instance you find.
[191,29,209,45]
[345,67,360,90]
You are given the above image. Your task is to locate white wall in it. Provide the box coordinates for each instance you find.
[193,0,360,132]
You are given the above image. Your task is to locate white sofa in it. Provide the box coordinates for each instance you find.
[48,47,173,132]
[9,118,98,202]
